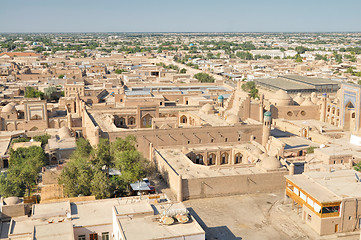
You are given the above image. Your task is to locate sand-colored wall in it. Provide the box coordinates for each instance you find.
[271,105,320,120]
[182,170,288,200]
[106,124,263,157]
[153,149,181,197]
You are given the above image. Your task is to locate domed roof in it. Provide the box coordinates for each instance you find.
[218,95,224,100]
[4,197,20,205]
[200,103,215,114]
[226,114,239,124]
[264,111,272,117]
[271,90,292,106]
[261,155,281,170]
[2,103,17,113]
[260,153,268,161]
[58,126,71,139]
[310,92,318,104]
[293,93,304,105]
[301,97,315,106]
[252,147,263,156]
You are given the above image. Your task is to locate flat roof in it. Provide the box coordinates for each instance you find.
[118,202,204,240]
[286,170,361,203]
[255,78,315,91]
[156,144,273,179]
[282,75,339,86]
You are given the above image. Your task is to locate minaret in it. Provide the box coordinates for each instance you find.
[259,94,264,122]
[262,111,272,147]
[320,93,327,122]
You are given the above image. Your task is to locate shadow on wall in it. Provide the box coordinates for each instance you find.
[187,207,242,240]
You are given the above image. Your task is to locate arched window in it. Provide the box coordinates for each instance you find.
[221,153,228,164]
[235,153,243,164]
[128,117,135,125]
[119,117,125,126]
[208,154,216,165]
[180,115,187,124]
[195,154,203,165]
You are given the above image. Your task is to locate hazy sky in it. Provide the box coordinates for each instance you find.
[1,0,361,32]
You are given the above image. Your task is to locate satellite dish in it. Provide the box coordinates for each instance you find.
[355,173,360,182]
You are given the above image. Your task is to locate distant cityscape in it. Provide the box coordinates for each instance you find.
[0,31,360,240]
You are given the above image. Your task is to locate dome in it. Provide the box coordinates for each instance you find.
[252,147,263,156]
[271,90,292,106]
[2,103,17,113]
[226,114,239,124]
[218,95,224,100]
[293,93,304,105]
[58,126,71,139]
[4,197,20,205]
[200,103,215,115]
[260,153,268,161]
[301,97,315,106]
[310,92,318,104]
[261,155,281,170]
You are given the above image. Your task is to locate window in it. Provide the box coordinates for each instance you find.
[322,206,340,214]
[90,233,98,240]
[102,232,109,240]
[78,235,86,240]
[307,214,312,221]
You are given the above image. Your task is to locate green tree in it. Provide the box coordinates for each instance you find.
[24,87,44,99]
[59,157,94,197]
[194,73,215,83]
[92,138,112,172]
[295,46,307,54]
[114,149,146,183]
[0,173,23,198]
[179,68,187,74]
[33,134,51,146]
[58,136,149,199]
[91,170,111,199]
[44,86,59,101]
[241,81,259,99]
[295,55,303,63]
[114,69,127,74]
[3,146,46,197]
[58,74,65,79]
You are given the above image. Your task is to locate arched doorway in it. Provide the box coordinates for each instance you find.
[141,114,153,128]
[344,101,355,131]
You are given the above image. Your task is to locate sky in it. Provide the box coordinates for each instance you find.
[1,0,361,32]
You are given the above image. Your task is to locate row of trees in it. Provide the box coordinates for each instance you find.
[58,136,151,199]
